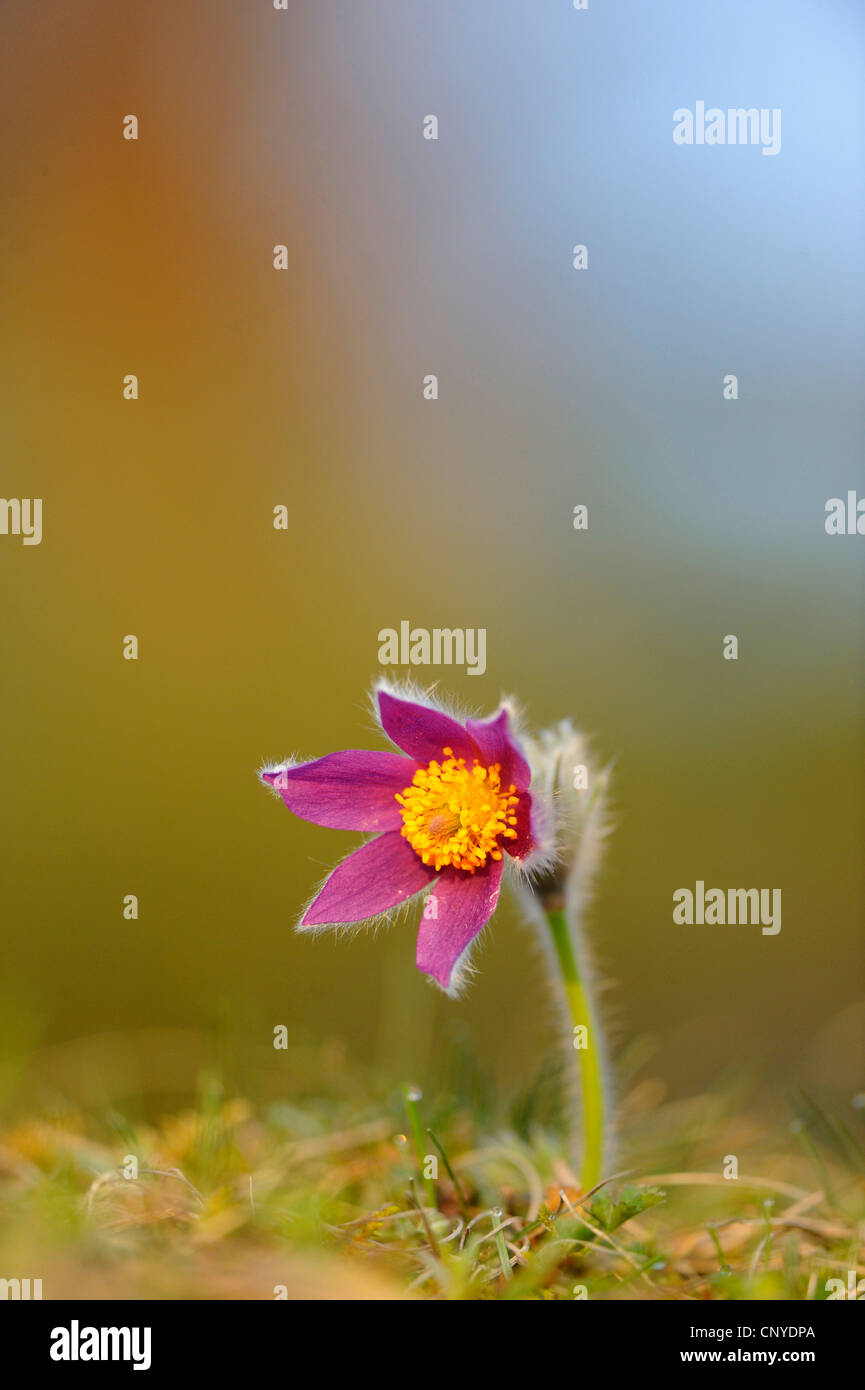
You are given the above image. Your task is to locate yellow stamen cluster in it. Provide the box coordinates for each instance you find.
[395,748,520,873]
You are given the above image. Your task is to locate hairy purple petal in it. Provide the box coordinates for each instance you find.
[301,831,437,927]
[505,790,540,865]
[262,751,416,831]
[377,690,479,765]
[415,858,503,988]
[465,709,532,791]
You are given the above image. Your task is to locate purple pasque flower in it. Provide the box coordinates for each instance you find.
[260,685,547,992]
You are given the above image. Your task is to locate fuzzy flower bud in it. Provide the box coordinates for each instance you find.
[519,719,612,911]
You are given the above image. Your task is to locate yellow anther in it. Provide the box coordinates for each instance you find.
[396,756,520,873]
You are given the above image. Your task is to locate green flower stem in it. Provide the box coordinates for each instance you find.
[544,906,604,1193]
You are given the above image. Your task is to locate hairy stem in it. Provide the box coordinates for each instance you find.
[544,905,605,1193]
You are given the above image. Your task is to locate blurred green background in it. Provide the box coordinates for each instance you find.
[2,0,863,1118]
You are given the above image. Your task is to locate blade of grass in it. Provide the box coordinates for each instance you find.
[402,1084,436,1211]
[427,1127,470,1222]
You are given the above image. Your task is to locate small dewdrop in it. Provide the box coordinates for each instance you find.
[395,748,520,873]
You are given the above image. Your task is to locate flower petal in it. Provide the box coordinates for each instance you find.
[301,830,437,927]
[505,790,540,865]
[465,708,532,790]
[377,690,478,764]
[415,858,503,989]
[262,751,416,831]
